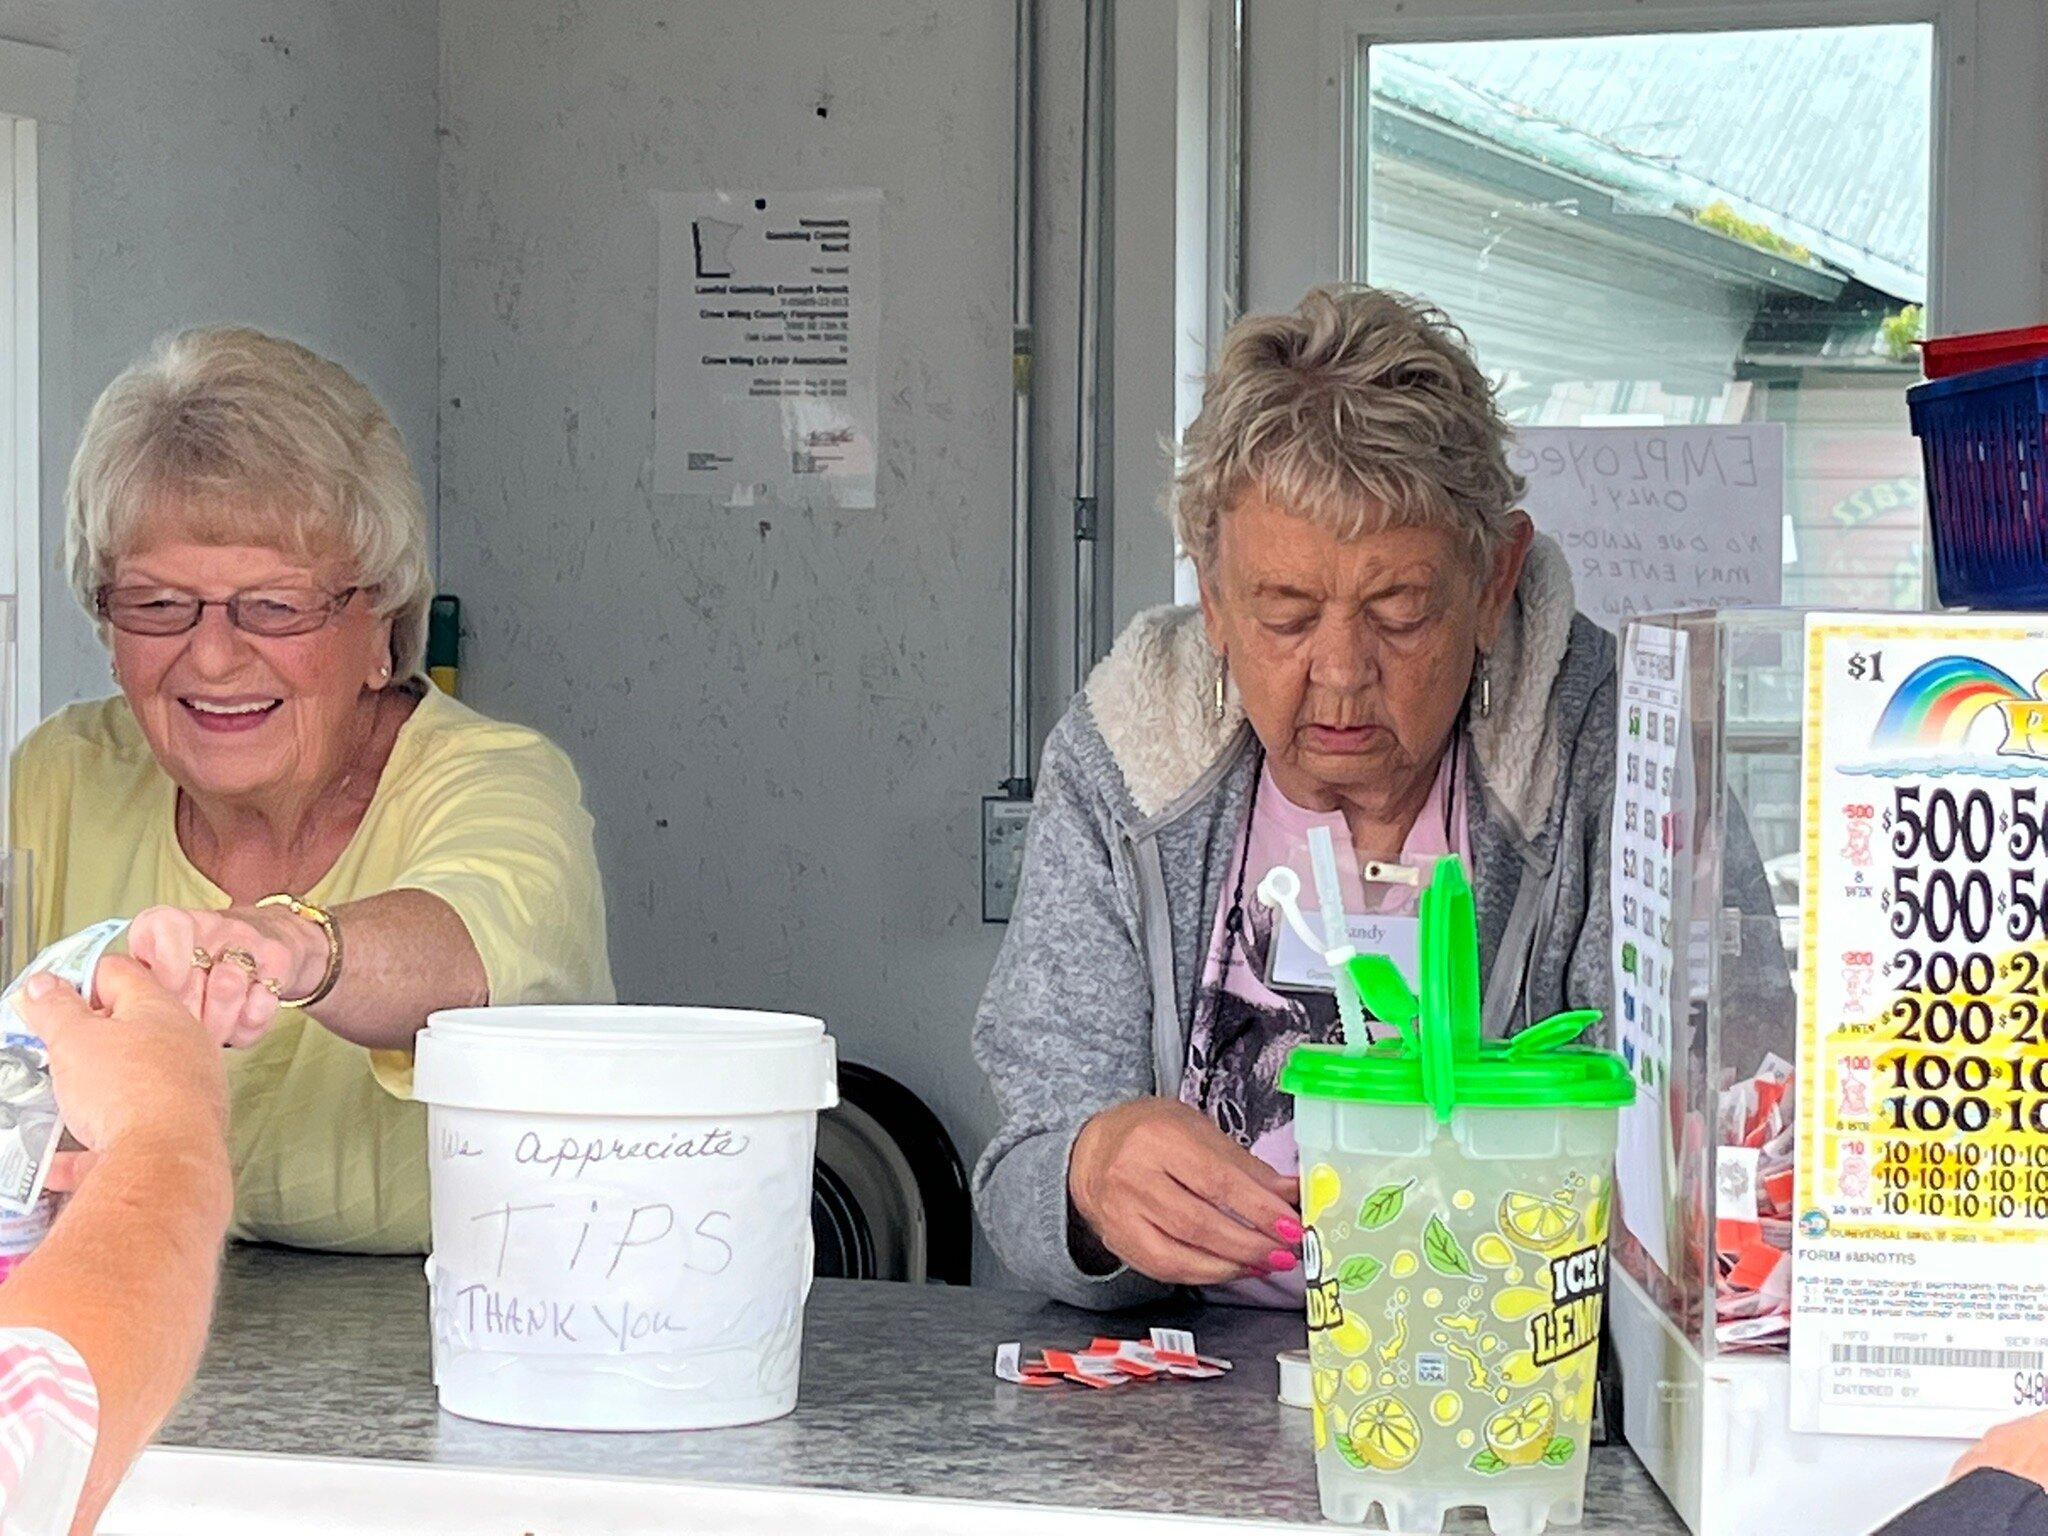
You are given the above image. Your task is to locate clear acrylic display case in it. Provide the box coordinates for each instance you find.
[1611,607,1804,1358]
[1603,608,1974,1536]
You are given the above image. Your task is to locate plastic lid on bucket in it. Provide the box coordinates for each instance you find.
[1278,856,1634,1119]
[415,1006,839,1117]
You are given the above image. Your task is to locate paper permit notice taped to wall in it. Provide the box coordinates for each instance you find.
[653,189,881,509]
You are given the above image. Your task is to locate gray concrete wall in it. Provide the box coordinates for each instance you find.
[0,0,439,710]
[6,0,2039,1294]
[438,0,1068,1258]
[1,0,1123,1279]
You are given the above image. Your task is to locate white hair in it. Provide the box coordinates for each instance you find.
[1171,285,1524,571]
[65,325,434,673]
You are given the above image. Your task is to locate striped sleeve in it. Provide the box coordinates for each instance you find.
[0,1330,98,1536]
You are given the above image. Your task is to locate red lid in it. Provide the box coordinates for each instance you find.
[1920,324,2048,380]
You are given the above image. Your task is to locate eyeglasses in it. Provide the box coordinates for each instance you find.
[94,585,362,638]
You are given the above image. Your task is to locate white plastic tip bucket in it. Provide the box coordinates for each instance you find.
[414,1005,838,1431]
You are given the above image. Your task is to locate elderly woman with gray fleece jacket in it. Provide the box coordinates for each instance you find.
[973,286,1785,1313]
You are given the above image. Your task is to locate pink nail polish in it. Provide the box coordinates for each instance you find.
[1275,1216,1304,1245]
[1267,1248,1298,1273]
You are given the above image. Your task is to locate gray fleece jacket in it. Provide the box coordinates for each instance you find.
[973,538,1636,1310]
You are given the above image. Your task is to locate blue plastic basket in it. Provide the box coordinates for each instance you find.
[1909,356,2048,608]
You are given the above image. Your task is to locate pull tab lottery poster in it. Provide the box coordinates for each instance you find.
[1794,614,2048,1437]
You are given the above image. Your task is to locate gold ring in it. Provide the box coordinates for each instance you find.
[260,977,282,998]
[191,948,216,973]
[216,947,261,978]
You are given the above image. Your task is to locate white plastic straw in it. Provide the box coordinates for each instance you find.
[1305,826,1367,1044]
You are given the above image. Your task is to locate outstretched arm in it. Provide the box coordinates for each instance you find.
[0,959,232,1534]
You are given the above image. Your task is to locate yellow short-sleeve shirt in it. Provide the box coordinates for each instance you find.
[9,686,615,1254]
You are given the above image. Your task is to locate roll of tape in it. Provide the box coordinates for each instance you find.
[1277,1347,1312,1409]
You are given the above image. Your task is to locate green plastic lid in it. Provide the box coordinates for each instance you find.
[1277,855,1635,1119]
[1280,1038,1635,1111]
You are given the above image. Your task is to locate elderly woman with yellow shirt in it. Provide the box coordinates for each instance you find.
[12,325,614,1254]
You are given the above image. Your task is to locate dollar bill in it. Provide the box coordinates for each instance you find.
[0,920,130,1213]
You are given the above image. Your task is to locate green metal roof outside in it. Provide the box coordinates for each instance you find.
[1375,26,1931,305]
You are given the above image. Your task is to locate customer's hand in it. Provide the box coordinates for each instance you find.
[1950,1408,2048,1489]
[18,958,228,1188]
[127,903,329,1047]
[1068,1097,1301,1285]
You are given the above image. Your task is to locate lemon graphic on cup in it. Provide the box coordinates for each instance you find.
[1489,1286,1550,1324]
[1497,1349,1544,1389]
[1349,1395,1421,1472]
[1431,1390,1463,1426]
[1330,1310,1374,1357]
[1561,1369,1597,1424]
[1499,1191,1583,1256]
[1305,1163,1342,1225]
[1484,1392,1557,1467]
[1473,1232,1515,1269]
[1378,1312,1408,1362]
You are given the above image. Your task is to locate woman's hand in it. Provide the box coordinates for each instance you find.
[1950,1409,2048,1488]
[22,957,233,1195]
[126,904,330,1048]
[1068,1097,1302,1285]
[24,959,228,1157]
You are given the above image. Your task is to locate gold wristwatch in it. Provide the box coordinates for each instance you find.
[255,893,344,1008]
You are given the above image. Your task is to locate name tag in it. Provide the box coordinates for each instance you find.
[1266,910,1420,997]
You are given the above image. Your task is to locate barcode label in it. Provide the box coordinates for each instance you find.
[1831,1344,2045,1370]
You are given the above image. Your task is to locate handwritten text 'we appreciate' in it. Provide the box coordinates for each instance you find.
[490,1128,755,1179]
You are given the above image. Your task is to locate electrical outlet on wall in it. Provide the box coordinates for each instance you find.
[981,794,1034,923]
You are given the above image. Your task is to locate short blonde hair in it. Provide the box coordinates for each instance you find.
[65,326,434,674]
[1171,286,1524,571]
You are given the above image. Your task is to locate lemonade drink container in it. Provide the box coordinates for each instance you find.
[1279,856,1633,1536]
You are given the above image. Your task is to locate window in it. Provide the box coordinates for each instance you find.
[1355,25,1934,613]
[0,109,34,743]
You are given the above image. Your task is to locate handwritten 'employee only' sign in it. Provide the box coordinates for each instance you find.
[1513,424,1786,631]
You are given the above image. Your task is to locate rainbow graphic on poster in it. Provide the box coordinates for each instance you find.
[1872,656,2042,751]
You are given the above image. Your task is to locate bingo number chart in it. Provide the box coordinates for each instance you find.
[1609,622,1690,1278]
[1794,615,2048,1437]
